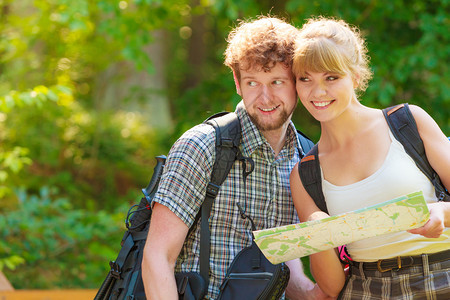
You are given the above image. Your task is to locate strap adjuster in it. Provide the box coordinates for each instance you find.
[206,182,220,198]
[109,261,121,279]
[177,276,189,295]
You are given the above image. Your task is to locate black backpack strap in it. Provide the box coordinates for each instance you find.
[198,112,242,285]
[382,103,449,202]
[298,144,328,213]
[296,130,315,157]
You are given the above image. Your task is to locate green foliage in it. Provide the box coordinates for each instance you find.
[0,0,191,106]
[301,256,313,282]
[0,85,71,207]
[0,186,126,288]
[0,147,31,200]
[1,88,164,211]
[0,85,66,112]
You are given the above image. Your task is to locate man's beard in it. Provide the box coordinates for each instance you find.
[248,102,297,132]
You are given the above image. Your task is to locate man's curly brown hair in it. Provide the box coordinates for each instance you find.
[224,16,299,82]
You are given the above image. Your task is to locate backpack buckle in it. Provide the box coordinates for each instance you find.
[109,261,121,279]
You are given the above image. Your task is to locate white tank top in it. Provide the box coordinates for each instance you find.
[322,130,450,262]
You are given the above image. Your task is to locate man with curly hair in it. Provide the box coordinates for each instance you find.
[142,16,330,299]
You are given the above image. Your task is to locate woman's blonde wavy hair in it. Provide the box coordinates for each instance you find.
[293,17,373,92]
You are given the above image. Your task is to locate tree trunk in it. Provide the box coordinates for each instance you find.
[94,30,172,131]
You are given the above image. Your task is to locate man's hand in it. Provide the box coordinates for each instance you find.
[288,283,337,300]
[307,283,337,300]
[285,258,338,300]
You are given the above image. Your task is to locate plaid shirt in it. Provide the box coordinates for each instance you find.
[153,102,302,299]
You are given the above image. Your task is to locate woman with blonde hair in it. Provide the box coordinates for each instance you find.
[290,17,450,299]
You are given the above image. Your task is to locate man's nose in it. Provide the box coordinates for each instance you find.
[261,84,273,100]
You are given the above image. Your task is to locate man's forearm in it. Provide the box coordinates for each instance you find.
[285,259,314,299]
[142,203,189,299]
[141,255,178,300]
[285,259,336,300]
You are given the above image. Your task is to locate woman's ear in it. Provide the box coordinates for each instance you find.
[352,73,360,89]
[233,70,241,96]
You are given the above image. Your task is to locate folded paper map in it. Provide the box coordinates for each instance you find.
[253,191,429,264]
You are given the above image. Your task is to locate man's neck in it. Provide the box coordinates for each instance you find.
[261,126,288,157]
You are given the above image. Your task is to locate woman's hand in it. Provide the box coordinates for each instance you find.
[408,202,446,238]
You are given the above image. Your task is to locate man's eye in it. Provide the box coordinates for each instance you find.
[248,81,257,86]
[273,80,283,85]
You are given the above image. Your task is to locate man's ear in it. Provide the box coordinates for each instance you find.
[233,70,241,96]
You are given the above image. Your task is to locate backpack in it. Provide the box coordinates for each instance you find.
[299,103,449,216]
[216,200,291,300]
[94,112,314,300]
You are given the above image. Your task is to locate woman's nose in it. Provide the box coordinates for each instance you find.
[312,82,327,97]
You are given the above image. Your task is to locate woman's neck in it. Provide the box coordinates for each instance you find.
[319,103,377,151]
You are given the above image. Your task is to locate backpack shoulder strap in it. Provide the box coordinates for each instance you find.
[382,103,449,202]
[382,103,433,178]
[298,144,329,213]
[204,112,242,190]
[198,112,242,283]
[296,130,315,157]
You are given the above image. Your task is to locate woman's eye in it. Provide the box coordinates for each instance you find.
[248,81,257,86]
[327,76,339,81]
[298,77,310,82]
